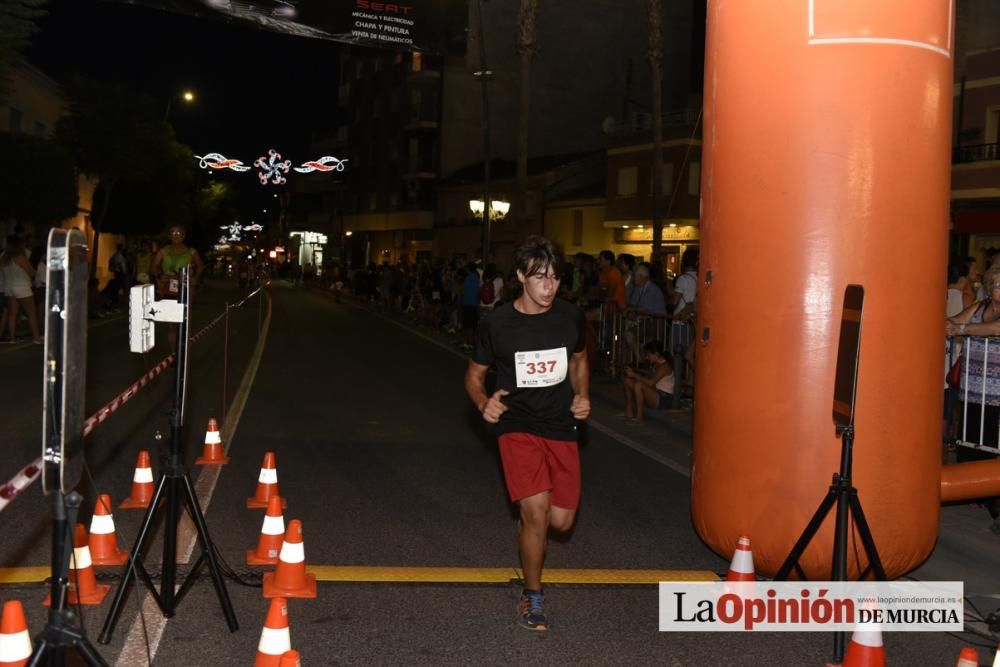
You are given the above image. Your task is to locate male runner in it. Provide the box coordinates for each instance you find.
[464,235,590,632]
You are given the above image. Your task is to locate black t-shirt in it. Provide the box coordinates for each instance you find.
[473,298,587,440]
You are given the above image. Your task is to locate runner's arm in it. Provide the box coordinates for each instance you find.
[465,360,508,423]
[151,249,164,279]
[568,350,590,420]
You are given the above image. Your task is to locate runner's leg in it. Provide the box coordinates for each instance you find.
[518,491,551,591]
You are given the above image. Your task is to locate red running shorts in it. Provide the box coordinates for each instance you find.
[497,432,580,510]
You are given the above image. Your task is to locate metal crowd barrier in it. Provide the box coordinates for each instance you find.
[947,335,1000,456]
[594,304,691,405]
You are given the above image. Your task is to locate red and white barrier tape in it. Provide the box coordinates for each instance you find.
[0,461,42,512]
[83,355,175,436]
[0,294,256,511]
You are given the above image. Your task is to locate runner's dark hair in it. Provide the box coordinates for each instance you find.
[512,235,563,279]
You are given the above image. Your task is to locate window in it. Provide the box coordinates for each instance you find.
[34,121,47,136]
[986,107,1000,145]
[8,107,22,133]
[412,51,423,72]
[411,90,422,118]
[369,193,378,211]
[572,210,584,246]
[688,162,701,196]
[616,166,638,197]
[661,163,674,195]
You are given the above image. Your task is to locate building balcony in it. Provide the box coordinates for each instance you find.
[404,116,439,131]
[406,160,436,179]
[954,143,999,164]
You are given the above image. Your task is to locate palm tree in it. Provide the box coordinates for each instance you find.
[647,0,665,262]
[516,0,538,228]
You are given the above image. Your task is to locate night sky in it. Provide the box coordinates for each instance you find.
[25,0,343,187]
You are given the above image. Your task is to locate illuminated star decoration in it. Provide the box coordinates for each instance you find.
[294,156,349,173]
[254,149,292,185]
[194,153,251,172]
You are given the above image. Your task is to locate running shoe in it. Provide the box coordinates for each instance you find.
[517,590,547,632]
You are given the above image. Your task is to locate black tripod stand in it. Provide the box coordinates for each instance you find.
[774,285,884,663]
[29,492,107,666]
[774,424,886,660]
[32,228,107,665]
[99,269,238,644]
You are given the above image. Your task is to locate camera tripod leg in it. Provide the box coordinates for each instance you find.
[98,474,170,644]
[179,473,238,631]
[774,485,839,580]
[848,491,887,580]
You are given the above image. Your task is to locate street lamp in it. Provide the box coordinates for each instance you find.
[469,199,510,220]
[165,88,196,121]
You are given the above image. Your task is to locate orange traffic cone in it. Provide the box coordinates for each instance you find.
[0,600,31,667]
[44,524,110,606]
[88,494,128,566]
[254,597,292,667]
[841,618,886,667]
[279,650,301,667]
[121,450,155,509]
[263,520,316,599]
[726,535,755,582]
[248,452,286,509]
[248,495,286,565]
[195,417,230,465]
[956,647,979,667]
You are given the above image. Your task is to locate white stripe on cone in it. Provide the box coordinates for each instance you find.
[993,645,1000,667]
[72,545,92,570]
[729,536,754,575]
[279,541,304,564]
[956,653,977,667]
[90,513,115,535]
[850,621,883,648]
[0,629,31,661]
[257,626,291,655]
[258,468,278,484]
[205,431,221,444]
[262,515,285,536]
[134,467,154,483]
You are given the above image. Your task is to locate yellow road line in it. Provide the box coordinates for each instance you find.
[0,567,49,584]
[0,565,718,586]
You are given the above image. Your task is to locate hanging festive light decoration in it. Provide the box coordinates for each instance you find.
[254,149,292,185]
[293,156,349,173]
[219,221,266,244]
[194,149,348,184]
[194,153,252,172]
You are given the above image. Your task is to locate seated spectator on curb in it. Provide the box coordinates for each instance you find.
[620,341,674,424]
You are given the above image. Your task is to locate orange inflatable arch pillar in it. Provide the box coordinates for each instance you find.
[691,0,1000,580]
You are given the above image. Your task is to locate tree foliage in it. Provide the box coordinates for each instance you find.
[55,76,199,269]
[98,135,197,235]
[55,76,168,189]
[0,130,77,224]
[0,0,47,102]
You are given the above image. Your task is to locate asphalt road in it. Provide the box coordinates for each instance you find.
[0,282,996,665]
